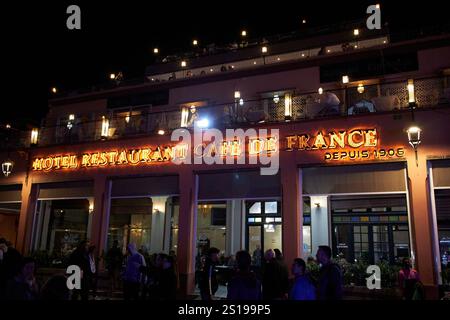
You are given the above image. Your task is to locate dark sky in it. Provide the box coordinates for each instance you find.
[2,0,448,126]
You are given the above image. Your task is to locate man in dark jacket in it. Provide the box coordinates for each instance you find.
[227,250,261,300]
[262,249,289,300]
[316,245,343,300]
[198,247,220,300]
[158,255,177,300]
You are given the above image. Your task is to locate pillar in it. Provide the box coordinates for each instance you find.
[310,196,330,255]
[90,176,111,265]
[177,168,197,296]
[407,153,438,298]
[281,161,302,272]
[226,199,244,256]
[150,196,168,253]
[16,182,39,255]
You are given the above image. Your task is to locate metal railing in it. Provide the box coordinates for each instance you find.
[5,75,450,149]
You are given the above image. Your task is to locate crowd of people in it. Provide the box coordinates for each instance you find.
[197,245,343,300]
[0,236,426,301]
[198,245,425,301]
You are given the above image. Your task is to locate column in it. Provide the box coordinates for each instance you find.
[281,162,302,271]
[150,196,168,253]
[177,168,197,296]
[90,176,111,264]
[226,199,244,256]
[310,196,330,255]
[407,154,437,298]
[16,182,39,255]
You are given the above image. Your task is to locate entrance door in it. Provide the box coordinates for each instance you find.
[245,200,282,266]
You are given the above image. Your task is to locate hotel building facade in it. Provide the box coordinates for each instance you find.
[1,23,450,298]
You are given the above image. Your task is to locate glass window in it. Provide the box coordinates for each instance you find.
[303,225,311,258]
[264,224,282,251]
[264,201,278,214]
[196,202,227,258]
[108,198,152,254]
[249,226,261,265]
[0,202,21,247]
[249,202,261,214]
[169,197,179,254]
[32,199,90,263]
[434,189,450,277]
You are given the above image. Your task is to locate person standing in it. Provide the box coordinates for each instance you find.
[88,245,98,299]
[198,247,220,300]
[122,243,146,300]
[290,258,316,300]
[227,251,262,300]
[316,246,343,300]
[0,238,22,299]
[106,240,123,296]
[262,249,289,300]
[158,255,177,300]
[398,257,421,300]
[5,257,39,300]
[68,240,90,301]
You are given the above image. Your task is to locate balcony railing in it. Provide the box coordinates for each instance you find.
[9,75,450,149]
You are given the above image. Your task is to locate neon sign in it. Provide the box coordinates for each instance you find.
[31,145,184,171]
[285,128,405,161]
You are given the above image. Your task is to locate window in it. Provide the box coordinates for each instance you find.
[246,200,282,265]
[32,199,90,262]
[108,198,153,254]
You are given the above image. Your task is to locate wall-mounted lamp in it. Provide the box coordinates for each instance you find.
[101,116,109,139]
[88,203,94,214]
[342,75,349,84]
[407,79,416,105]
[407,126,422,149]
[273,94,280,104]
[318,87,323,95]
[30,128,39,146]
[314,202,321,208]
[357,83,365,94]
[407,125,422,167]
[67,114,75,130]
[284,93,292,121]
[2,160,13,177]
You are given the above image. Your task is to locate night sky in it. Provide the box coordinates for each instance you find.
[2,0,447,127]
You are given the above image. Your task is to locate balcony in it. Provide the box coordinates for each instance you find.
[12,75,450,149]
